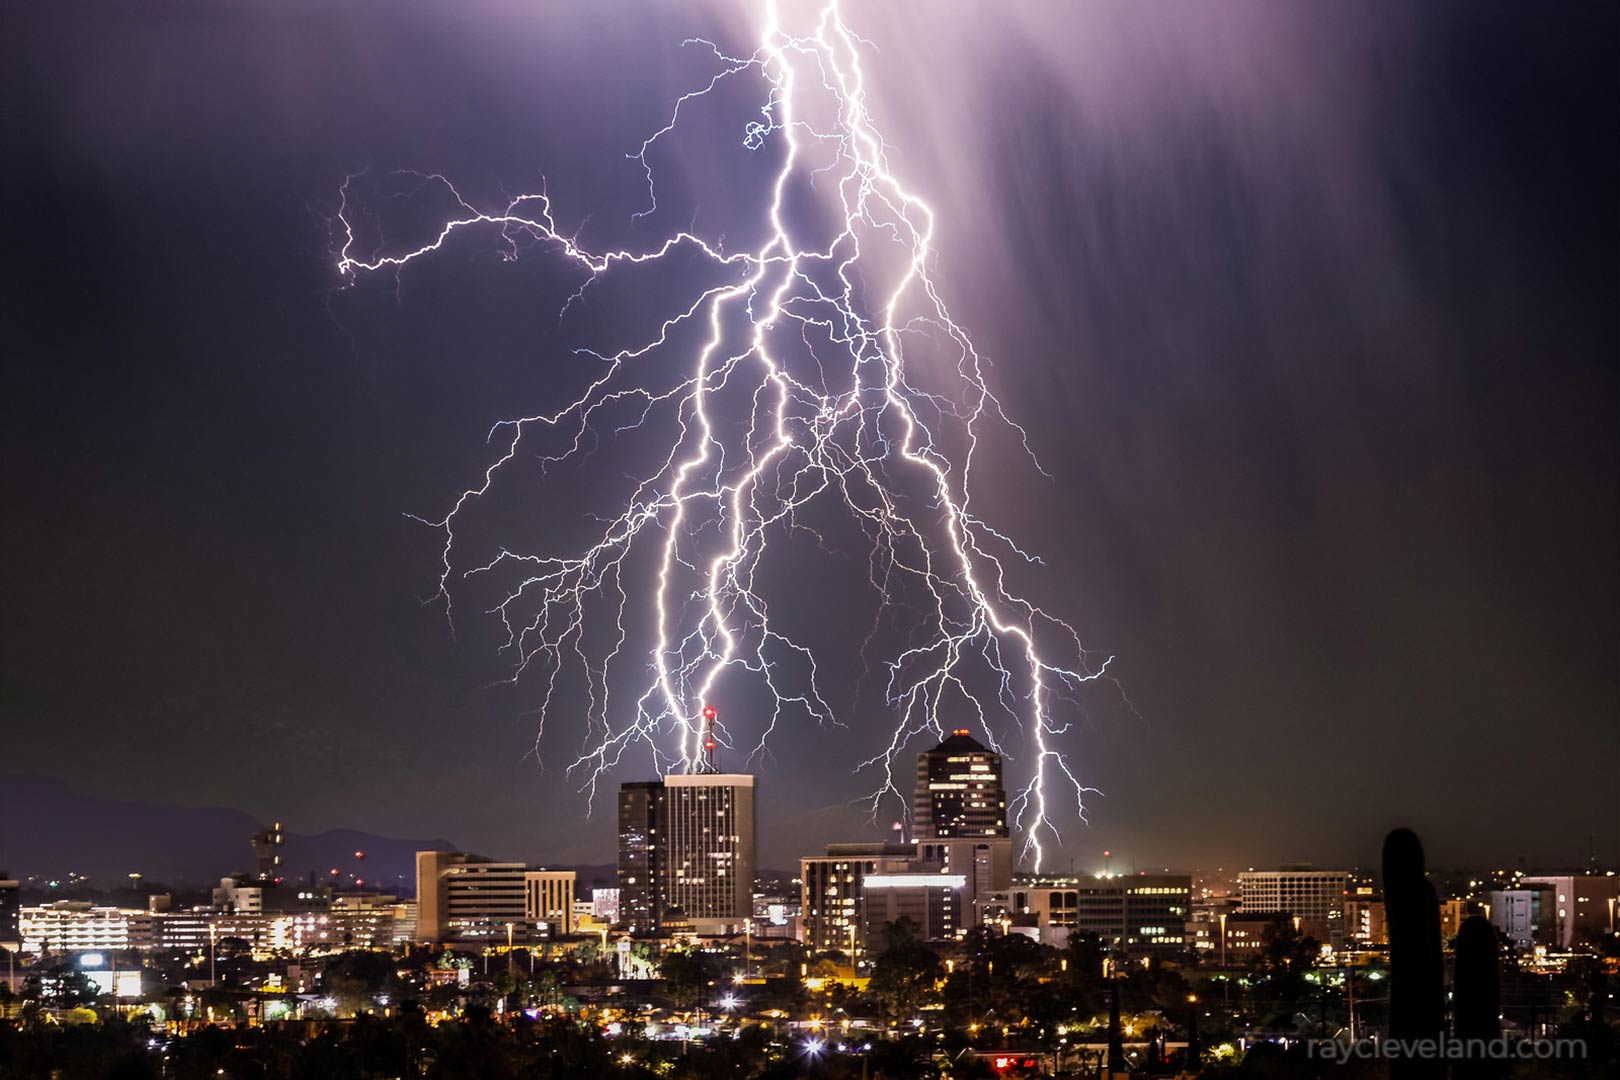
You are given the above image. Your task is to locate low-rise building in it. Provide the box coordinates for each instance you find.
[1517,876,1620,949]
[524,870,576,935]
[1002,875,1192,957]
[1238,867,1348,940]
[1490,887,1558,950]
[863,872,965,947]
[801,842,918,953]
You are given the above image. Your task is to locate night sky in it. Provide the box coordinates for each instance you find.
[4,0,1615,875]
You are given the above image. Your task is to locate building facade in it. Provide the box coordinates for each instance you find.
[1490,888,1558,950]
[524,870,576,935]
[1005,875,1192,957]
[800,842,922,953]
[863,872,966,946]
[913,730,1008,839]
[617,781,665,932]
[1345,896,1388,946]
[1238,868,1348,938]
[662,773,756,930]
[416,852,530,944]
[1218,912,1280,961]
[0,878,17,949]
[1518,876,1620,949]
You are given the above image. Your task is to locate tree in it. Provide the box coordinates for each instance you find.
[321,949,398,1015]
[660,948,712,1010]
[27,963,99,1008]
[867,918,944,1024]
[1250,914,1319,1019]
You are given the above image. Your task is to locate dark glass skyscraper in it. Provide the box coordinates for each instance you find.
[0,875,18,948]
[913,730,1009,839]
[616,781,664,932]
[616,772,757,932]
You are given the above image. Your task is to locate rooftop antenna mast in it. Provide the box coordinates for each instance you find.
[696,705,719,774]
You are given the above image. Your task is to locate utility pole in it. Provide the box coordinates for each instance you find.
[1347,965,1356,1041]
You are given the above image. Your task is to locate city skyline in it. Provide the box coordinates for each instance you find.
[4,1,1617,879]
[4,2,1616,1075]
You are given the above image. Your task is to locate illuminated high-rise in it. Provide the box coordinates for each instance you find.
[662,773,756,931]
[913,730,1009,839]
[617,781,665,932]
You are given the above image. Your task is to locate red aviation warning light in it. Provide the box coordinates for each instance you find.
[697,705,719,772]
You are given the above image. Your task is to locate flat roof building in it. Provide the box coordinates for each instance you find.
[801,842,921,954]
[864,872,966,946]
[662,773,756,932]
[1518,875,1620,949]
[524,870,576,936]
[1238,868,1348,938]
[416,851,529,944]
[1005,875,1192,957]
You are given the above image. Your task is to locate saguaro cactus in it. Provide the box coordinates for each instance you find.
[1453,915,1501,1040]
[1383,828,1444,1078]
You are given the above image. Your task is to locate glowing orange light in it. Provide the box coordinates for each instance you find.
[701,705,717,721]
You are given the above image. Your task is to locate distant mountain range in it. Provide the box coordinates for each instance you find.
[0,775,801,898]
[0,774,455,892]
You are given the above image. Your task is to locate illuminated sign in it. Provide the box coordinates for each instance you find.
[863,874,967,889]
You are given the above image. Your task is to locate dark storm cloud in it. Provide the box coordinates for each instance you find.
[2,1,1614,872]
[851,0,1618,868]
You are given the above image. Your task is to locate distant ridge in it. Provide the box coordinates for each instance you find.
[0,773,455,892]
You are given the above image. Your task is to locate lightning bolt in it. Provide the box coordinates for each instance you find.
[329,0,1115,870]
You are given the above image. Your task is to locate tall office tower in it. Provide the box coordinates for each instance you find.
[617,781,666,931]
[914,730,1009,839]
[662,773,757,931]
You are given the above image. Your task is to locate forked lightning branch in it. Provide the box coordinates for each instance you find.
[331,0,1112,869]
